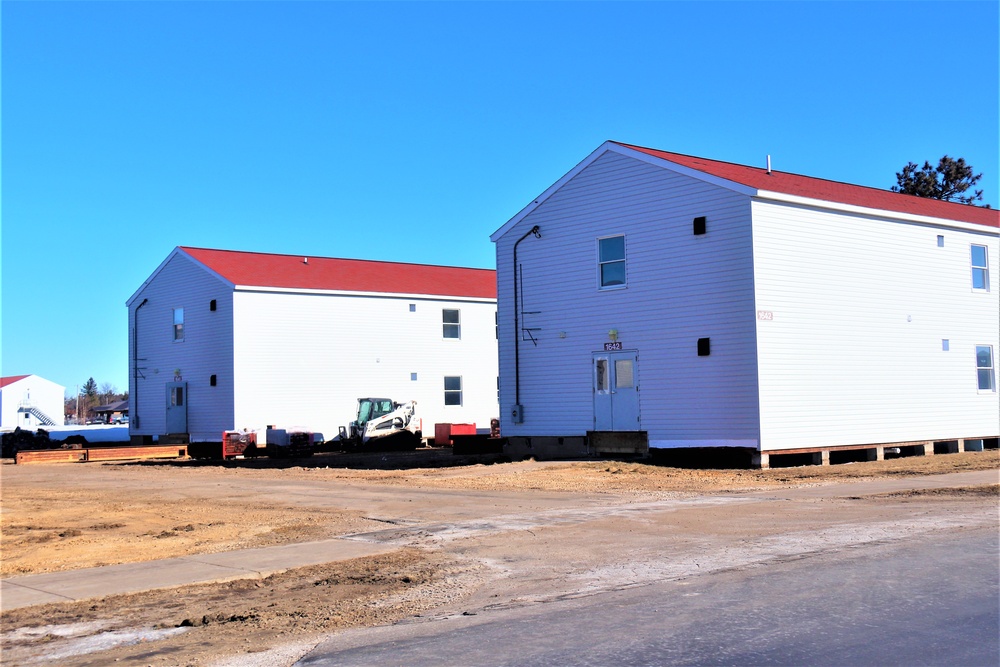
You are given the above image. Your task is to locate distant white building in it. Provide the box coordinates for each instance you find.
[0,375,65,430]
[491,141,999,464]
[127,247,498,443]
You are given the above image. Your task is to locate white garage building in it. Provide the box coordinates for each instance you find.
[0,375,65,430]
[491,141,999,465]
[127,247,498,443]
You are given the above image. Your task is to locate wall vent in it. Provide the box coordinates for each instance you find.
[697,338,711,356]
[693,216,707,235]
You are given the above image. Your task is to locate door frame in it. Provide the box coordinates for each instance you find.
[592,350,640,431]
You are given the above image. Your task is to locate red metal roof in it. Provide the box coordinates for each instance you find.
[0,375,30,388]
[180,247,497,299]
[616,142,999,228]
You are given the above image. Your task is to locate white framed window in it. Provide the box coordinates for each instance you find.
[971,245,989,290]
[444,376,462,405]
[173,308,185,341]
[443,309,461,339]
[976,345,995,391]
[598,235,626,288]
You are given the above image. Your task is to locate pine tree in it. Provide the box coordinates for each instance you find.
[892,156,987,207]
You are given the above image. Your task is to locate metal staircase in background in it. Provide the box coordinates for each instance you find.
[17,405,58,426]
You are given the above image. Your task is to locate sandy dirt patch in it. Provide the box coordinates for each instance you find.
[1,449,996,666]
[1,549,485,667]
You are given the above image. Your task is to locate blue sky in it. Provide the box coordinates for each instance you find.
[3,1,997,396]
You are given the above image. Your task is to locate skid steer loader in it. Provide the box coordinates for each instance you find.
[337,398,421,451]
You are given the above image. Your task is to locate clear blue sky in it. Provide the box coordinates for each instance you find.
[3,1,997,397]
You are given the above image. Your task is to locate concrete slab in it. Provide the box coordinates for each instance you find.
[0,538,393,612]
[0,581,76,609]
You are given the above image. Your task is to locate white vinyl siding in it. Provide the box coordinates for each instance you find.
[752,200,1000,451]
[0,375,66,429]
[494,150,760,445]
[127,252,235,440]
[233,291,497,440]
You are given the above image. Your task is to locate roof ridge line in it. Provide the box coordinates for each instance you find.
[178,246,495,273]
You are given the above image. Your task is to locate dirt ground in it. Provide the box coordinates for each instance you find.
[1,449,997,666]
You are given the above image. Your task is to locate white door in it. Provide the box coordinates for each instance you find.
[593,352,640,431]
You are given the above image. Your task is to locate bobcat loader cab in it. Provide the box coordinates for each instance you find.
[339,398,421,450]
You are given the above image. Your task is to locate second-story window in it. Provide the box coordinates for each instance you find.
[598,235,626,288]
[443,309,461,339]
[173,308,185,341]
[971,244,989,290]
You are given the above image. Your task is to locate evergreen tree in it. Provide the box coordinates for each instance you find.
[82,377,98,397]
[892,156,987,206]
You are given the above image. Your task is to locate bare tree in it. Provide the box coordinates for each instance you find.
[99,382,117,404]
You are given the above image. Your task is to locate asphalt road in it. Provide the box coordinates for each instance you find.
[299,526,999,667]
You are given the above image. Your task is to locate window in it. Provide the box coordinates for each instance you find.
[444,376,462,405]
[173,308,184,341]
[598,235,626,288]
[615,359,634,387]
[443,309,461,338]
[971,245,989,290]
[409,304,416,312]
[410,372,418,381]
[595,359,609,392]
[976,346,995,391]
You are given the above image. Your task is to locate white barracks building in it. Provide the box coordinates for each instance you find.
[491,141,999,466]
[127,247,498,443]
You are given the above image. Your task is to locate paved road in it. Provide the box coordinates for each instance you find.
[299,526,999,667]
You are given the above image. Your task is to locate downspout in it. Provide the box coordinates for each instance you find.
[132,298,148,429]
[512,225,541,411]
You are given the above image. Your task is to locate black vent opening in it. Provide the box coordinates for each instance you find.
[693,216,707,235]
[697,338,711,356]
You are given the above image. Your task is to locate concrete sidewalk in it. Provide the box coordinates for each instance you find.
[0,538,393,611]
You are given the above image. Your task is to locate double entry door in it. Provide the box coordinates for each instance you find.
[593,351,639,431]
